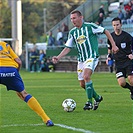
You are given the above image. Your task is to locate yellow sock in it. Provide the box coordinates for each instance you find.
[27,97,50,123]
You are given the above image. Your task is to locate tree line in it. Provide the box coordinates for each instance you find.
[0,0,85,44]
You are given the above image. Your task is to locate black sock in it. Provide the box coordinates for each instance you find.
[123,82,133,92]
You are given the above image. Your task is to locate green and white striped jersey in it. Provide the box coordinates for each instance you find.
[65,22,105,62]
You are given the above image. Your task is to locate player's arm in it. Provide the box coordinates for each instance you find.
[14,58,22,71]
[52,47,71,64]
[9,45,22,71]
[106,49,112,65]
[106,38,113,65]
[127,37,133,60]
[127,54,133,60]
[104,30,119,53]
[52,37,73,64]
[91,24,118,53]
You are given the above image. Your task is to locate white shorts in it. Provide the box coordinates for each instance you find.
[77,58,99,80]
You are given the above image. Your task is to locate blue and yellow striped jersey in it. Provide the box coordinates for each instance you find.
[0,41,19,68]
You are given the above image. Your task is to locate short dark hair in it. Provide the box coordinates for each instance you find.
[70,10,82,16]
[112,17,122,24]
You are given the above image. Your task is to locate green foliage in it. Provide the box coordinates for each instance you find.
[0,0,85,44]
[0,71,133,133]
[0,0,11,38]
[22,1,45,43]
[46,2,64,30]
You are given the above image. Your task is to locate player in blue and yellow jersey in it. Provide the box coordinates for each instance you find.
[0,41,54,126]
[52,10,119,111]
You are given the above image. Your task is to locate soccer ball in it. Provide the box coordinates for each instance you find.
[62,98,76,112]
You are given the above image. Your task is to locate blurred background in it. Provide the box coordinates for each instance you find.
[0,0,133,72]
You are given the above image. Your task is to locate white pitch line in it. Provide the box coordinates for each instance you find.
[1,123,44,128]
[1,123,96,133]
[55,123,96,133]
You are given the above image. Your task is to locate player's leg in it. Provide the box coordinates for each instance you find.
[77,62,86,90]
[11,68,53,126]
[78,61,94,104]
[83,68,103,110]
[127,75,133,99]
[83,68,93,104]
[79,80,85,89]
[1,67,53,126]
[117,77,126,87]
[117,76,130,92]
[77,62,93,110]
[77,60,102,110]
[79,78,102,110]
[84,58,103,110]
[117,76,133,99]
[116,67,133,100]
[128,75,133,86]
[16,91,25,100]
[116,67,127,88]
[79,79,102,102]
[17,90,54,126]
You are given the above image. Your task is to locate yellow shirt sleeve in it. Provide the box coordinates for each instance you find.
[0,42,19,68]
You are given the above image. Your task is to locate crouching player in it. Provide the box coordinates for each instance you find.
[0,41,54,126]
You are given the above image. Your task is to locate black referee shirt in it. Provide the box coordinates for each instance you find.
[108,31,132,67]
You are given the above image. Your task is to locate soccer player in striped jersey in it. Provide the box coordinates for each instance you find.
[52,10,119,110]
[0,41,54,126]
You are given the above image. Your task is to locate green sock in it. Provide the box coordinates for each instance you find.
[91,82,99,100]
[85,81,93,103]
[93,89,99,101]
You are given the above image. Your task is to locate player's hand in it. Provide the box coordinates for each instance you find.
[127,54,133,60]
[52,56,59,64]
[106,59,108,65]
[112,45,119,54]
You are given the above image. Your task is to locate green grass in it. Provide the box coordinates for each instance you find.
[0,71,133,133]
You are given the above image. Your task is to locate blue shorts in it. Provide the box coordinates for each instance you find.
[108,60,114,66]
[0,67,24,92]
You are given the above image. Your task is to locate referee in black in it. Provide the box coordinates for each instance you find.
[107,17,133,100]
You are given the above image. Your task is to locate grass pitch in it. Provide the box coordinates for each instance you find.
[0,70,133,133]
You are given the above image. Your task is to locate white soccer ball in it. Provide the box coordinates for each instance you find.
[62,98,76,112]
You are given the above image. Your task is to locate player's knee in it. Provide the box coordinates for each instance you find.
[128,77,133,86]
[80,84,85,89]
[117,80,125,87]
[129,80,133,86]
[79,81,85,89]
[83,75,90,82]
[117,77,126,88]
[119,82,126,88]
